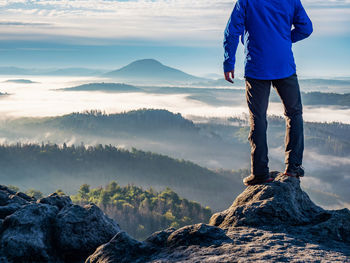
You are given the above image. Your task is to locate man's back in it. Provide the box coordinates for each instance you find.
[223,0,313,80]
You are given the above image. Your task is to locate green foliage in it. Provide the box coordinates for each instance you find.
[25,189,43,199]
[72,181,212,241]
[55,189,66,196]
[78,184,90,201]
[7,185,20,192]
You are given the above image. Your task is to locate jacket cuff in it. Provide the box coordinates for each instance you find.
[223,62,234,72]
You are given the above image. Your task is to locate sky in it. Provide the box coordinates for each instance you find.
[0,0,349,78]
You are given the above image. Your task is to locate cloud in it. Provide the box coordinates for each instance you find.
[0,21,52,26]
[0,0,348,45]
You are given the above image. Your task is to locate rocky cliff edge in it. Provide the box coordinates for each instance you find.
[1,172,349,262]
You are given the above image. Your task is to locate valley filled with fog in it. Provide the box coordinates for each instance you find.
[0,71,349,213]
[0,75,349,123]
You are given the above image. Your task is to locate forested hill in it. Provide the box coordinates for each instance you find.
[0,142,244,212]
[301,92,350,106]
[8,109,199,135]
[71,182,212,240]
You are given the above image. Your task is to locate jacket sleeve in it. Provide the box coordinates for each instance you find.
[223,0,246,72]
[291,0,313,43]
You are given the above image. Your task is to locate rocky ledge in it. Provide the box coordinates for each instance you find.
[1,172,350,262]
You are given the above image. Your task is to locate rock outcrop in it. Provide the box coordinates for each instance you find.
[87,172,350,262]
[1,172,350,263]
[209,172,350,244]
[0,186,120,263]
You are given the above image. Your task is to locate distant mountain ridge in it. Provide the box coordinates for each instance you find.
[102,59,208,84]
[61,83,142,92]
[0,67,106,76]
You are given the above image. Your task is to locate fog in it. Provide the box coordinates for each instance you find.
[0,75,349,211]
[0,76,349,124]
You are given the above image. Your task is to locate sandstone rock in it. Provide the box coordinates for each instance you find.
[15,192,35,202]
[0,186,16,195]
[86,231,156,263]
[0,188,30,219]
[0,203,58,262]
[308,208,350,243]
[209,172,350,246]
[144,227,176,247]
[0,187,34,205]
[0,190,9,206]
[87,223,232,262]
[209,172,328,228]
[1,174,350,263]
[87,172,350,262]
[8,194,29,206]
[38,193,72,210]
[0,185,122,263]
[166,223,232,248]
[0,203,22,219]
[54,203,121,261]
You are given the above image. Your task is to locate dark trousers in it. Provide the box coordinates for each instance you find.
[245,73,304,176]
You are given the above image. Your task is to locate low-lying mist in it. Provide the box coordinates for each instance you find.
[0,76,349,123]
[0,109,348,211]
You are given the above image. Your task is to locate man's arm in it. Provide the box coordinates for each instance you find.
[223,0,246,82]
[291,0,313,43]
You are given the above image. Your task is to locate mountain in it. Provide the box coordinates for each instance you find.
[0,67,106,76]
[61,82,143,92]
[102,59,208,84]
[1,172,349,262]
[0,66,43,75]
[4,79,37,83]
[45,68,106,76]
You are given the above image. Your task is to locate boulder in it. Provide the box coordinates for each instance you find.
[38,193,72,210]
[0,203,23,219]
[209,172,350,244]
[54,203,121,261]
[0,203,59,262]
[0,190,9,206]
[0,188,31,219]
[0,185,122,263]
[309,208,350,243]
[0,186,16,195]
[144,227,176,247]
[166,223,232,248]
[86,231,156,263]
[209,172,328,228]
[15,192,35,202]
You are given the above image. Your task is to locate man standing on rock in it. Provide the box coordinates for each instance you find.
[223,0,313,185]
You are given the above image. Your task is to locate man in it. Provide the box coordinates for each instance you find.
[223,0,313,185]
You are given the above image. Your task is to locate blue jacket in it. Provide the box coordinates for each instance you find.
[223,0,313,80]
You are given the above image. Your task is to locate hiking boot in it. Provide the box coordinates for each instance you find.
[243,174,274,186]
[284,164,305,178]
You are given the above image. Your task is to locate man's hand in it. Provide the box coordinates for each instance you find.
[224,70,235,83]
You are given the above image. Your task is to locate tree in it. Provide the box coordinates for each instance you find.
[78,184,90,201]
[55,189,66,196]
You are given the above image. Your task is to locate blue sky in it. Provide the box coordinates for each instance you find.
[0,0,349,78]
